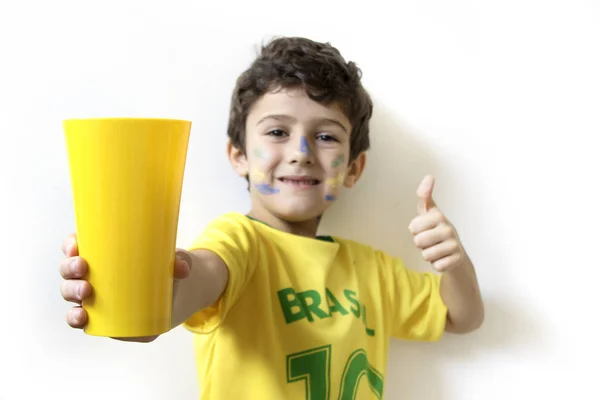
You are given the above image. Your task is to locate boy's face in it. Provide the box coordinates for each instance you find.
[228,87,366,223]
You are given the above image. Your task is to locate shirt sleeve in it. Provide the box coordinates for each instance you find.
[378,250,448,341]
[183,213,258,334]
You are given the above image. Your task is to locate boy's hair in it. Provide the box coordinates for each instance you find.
[227,36,373,163]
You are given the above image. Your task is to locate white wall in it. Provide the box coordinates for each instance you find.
[1,0,598,398]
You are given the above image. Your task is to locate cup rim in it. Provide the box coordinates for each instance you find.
[63,117,191,123]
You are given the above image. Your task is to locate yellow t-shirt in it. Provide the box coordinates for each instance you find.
[183,212,447,399]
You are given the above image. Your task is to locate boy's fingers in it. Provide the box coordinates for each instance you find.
[61,233,78,257]
[66,307,88,328]
[59,257,88,279]
[416,175,436,215]
[413,224,450,249]
[174,257,191,279]
[60,280,92,303]
[408,211,442,235]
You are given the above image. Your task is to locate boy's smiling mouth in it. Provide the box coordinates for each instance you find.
[277,175,321,187]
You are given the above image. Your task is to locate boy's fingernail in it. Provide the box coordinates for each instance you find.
[75,285,81,300]
[71,259,78,274]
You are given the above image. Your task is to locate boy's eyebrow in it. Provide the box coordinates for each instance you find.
[256,114,349,133]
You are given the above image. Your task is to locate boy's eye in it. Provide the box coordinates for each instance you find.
[267,129,287,137]
[317,134,338,142]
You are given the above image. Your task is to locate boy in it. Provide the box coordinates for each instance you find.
[59,36,483,399]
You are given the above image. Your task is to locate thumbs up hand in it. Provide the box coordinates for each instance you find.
[408,175,465,273]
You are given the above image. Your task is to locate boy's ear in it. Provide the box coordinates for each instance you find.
[343,152,366,188]
[227,140,249,178]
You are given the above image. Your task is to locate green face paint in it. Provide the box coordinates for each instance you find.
[331,154,345,168]
[253,148,269,159]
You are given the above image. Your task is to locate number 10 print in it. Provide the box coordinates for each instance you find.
[286,345,384,399]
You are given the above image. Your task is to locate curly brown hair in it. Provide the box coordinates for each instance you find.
[227,36,373,163]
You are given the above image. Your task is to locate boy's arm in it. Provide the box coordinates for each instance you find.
[439,252,484,333]
[170,249,229,329]
[409,175,484,334]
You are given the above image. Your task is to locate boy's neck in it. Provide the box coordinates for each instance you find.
[247,208,321,238]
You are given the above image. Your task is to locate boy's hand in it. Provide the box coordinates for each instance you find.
[408,175,466,273]
[59,233,191,335]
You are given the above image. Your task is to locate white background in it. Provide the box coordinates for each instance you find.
[1,0,598,399]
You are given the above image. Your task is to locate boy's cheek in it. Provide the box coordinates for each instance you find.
[329,154,346,169]
[324,171,346,201]
[252,147,271,160]
[248,147,276,179]
[321,153,348,201]
[251,168,266,181]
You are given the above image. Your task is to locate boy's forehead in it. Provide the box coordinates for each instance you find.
[247,88,350,130]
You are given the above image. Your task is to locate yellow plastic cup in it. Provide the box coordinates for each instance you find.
[63,118,191,337]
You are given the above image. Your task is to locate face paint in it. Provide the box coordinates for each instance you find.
[331,154,345,168]
[251,168,265,181]
[255,183,279,195]
[325,173,345,189]
[300,136,310,154]
[251,166,278,194]
[324,173,345,202]
[253,148,269,159]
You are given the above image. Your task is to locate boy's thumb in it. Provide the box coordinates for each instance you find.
[174,250,193,279]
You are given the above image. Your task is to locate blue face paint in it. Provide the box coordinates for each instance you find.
[300,136,310,154]
[325,194,337,201]
[255,183,280,195]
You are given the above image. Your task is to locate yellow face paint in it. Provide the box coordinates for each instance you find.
[250,168,279,195]
[325,172,345,189]
[251,168,265,181]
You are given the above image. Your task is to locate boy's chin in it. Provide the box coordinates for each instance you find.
[269,203,330,223]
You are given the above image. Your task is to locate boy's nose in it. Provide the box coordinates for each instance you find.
[287,136,314,164]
